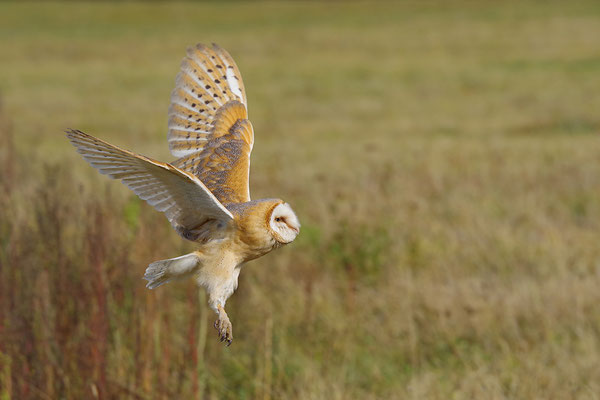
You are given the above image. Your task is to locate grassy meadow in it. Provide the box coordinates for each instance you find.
[1,1,600,398]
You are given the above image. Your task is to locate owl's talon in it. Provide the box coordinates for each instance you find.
[214,307,233,345]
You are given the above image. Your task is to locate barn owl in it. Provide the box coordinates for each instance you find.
[67,43,300,345]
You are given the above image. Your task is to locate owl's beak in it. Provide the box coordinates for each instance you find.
[288,224,300,234]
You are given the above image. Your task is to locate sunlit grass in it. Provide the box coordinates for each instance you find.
[1,1,600,399]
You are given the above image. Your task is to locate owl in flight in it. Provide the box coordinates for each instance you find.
[67,43,300,345]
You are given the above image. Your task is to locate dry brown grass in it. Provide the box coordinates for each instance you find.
[1,1,600,399]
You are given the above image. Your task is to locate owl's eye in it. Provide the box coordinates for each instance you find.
[275,217,281,222]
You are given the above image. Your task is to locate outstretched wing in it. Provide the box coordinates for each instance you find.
[167,43,253,205]
[66,129,233,241]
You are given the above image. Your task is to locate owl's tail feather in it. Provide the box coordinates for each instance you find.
[143,252,200,289]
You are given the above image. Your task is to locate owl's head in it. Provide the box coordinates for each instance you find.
[268,202,300,244]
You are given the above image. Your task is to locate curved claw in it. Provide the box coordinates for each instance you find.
[214,309,233,346]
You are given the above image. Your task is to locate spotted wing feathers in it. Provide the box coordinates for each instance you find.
[168,43,254,205]
[66,129,232,241]
[168,43,249,158]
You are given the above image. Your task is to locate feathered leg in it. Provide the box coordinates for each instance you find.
[197,251,240,346]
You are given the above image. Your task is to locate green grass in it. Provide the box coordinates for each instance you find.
[1,1,600,399]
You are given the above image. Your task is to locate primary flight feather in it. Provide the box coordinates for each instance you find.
[67,43,300,345]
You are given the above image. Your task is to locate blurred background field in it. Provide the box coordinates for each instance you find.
[1,1,600,399]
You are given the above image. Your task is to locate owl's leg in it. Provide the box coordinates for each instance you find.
[200,256,239,346]
[214,304,233,346]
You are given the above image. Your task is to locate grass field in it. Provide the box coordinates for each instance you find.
[1,1,600,399]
